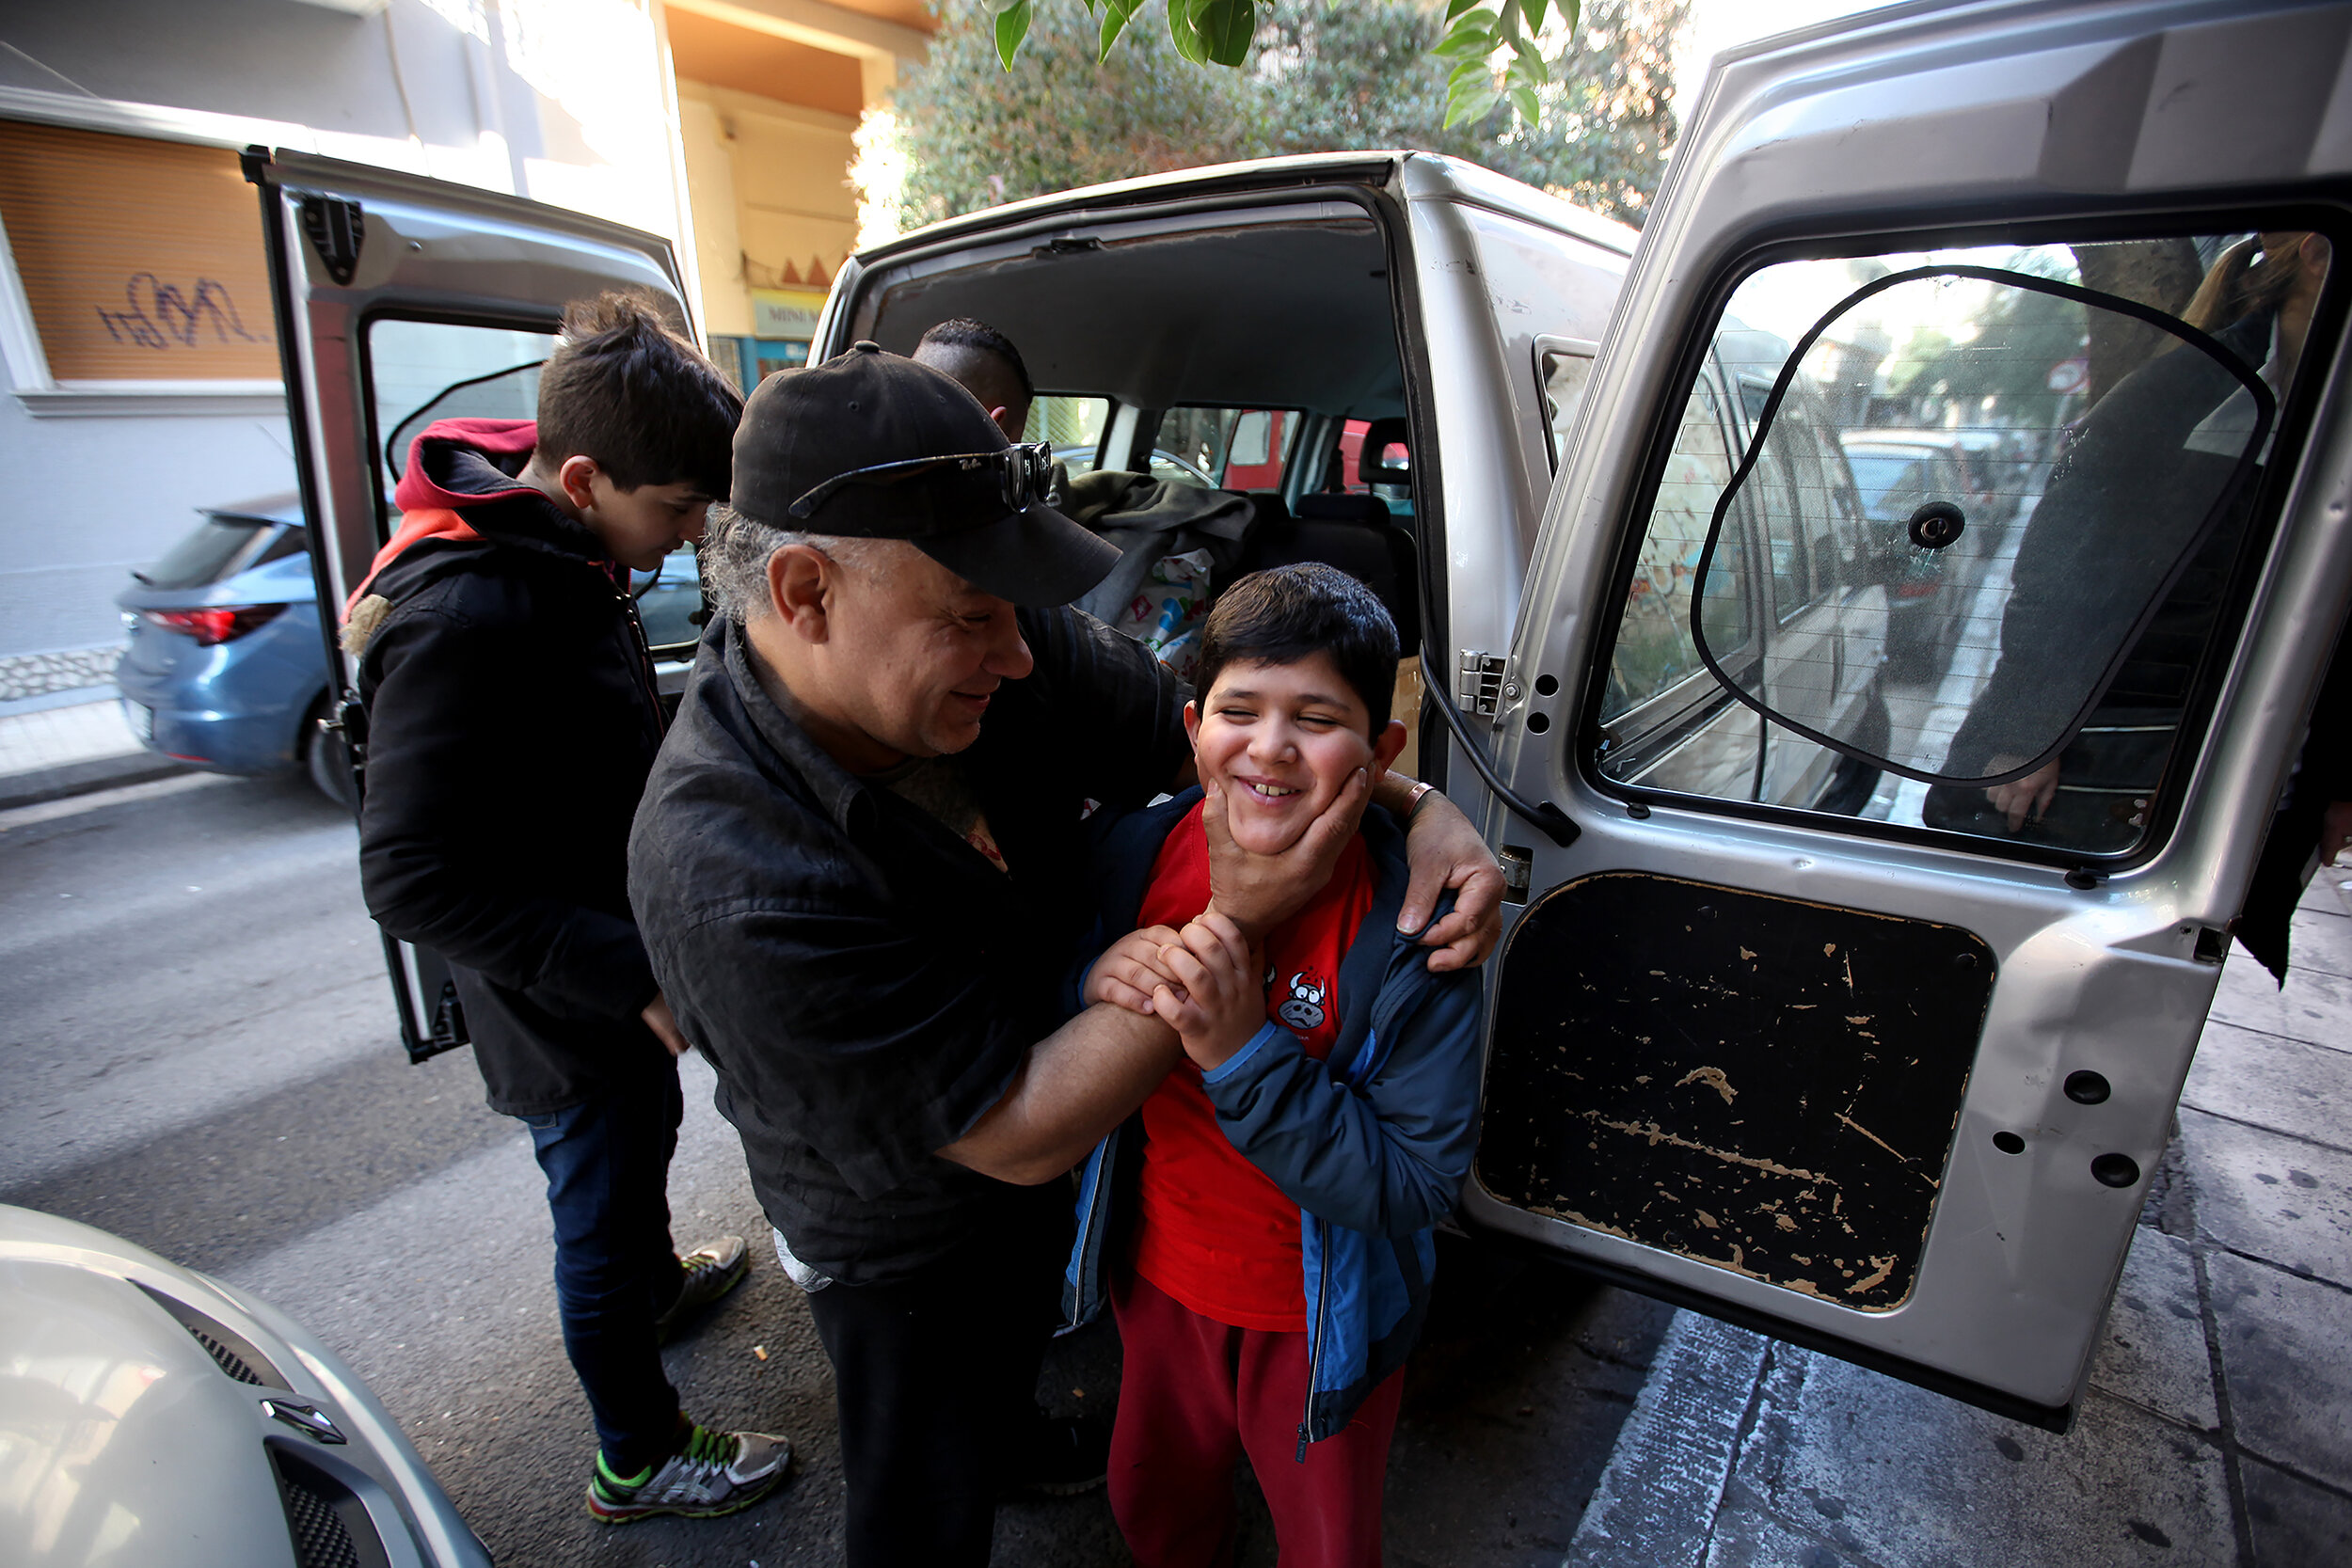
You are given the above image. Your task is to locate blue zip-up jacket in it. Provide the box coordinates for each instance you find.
[1063,789,1485,1455]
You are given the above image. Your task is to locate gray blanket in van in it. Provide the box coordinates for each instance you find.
[1063,468,1255,632]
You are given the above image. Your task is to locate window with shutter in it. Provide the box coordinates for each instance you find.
[0,120,278,385]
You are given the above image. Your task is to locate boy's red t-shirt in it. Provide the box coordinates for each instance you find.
[1128,798,1375,1332]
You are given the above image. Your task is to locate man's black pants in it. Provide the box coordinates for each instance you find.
[803,1195,1069,1566]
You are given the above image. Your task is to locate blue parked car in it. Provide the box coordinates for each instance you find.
[117,494,705,804]
[632,543,707,651]
[116,494,350,802]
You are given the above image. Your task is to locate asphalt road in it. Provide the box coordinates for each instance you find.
[0,769,1672,1567]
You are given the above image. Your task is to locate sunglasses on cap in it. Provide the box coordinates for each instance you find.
[787,441,1060,522]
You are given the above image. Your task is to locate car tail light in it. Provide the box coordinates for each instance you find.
[140,604,287,645]
[1892,581,1941,601]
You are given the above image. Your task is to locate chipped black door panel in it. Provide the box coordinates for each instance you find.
[1476,872,1995,1311]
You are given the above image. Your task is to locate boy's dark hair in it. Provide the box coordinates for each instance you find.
[1198,563,1400,735]
[535,293,742,499]
[915,316,1034,404]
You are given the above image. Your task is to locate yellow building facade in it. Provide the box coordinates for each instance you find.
[661,0,935,389]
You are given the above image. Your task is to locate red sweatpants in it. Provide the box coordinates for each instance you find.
[1108,1269,1406,1568]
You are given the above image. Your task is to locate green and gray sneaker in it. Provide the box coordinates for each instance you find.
[586,1421,791,1524]
[653,1235,750,1344]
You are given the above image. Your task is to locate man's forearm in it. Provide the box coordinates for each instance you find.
[1371,771,1427,818]
[1381,774,1508,969]
[937,1003,1184,1185]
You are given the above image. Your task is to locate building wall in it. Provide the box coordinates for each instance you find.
[0,0,689,237]
[0,398,297,663]
[678,92,755,338]
[676,78,858,305]
[0,0,692,676]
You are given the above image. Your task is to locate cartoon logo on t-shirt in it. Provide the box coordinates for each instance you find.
[1277,971,1327,1031]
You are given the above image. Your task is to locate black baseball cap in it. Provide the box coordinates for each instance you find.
[730,341,1118,607]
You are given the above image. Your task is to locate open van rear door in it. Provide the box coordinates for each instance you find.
[1464,0,2352,1428]
[246,149,697,1063]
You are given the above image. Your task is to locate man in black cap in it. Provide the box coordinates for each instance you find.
[628,343,1502,1566]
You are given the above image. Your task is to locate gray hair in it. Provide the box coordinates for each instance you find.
[701,503,894,625]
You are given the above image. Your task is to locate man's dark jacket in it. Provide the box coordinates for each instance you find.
[628,612,1187,1285]
[350,418,671,1115]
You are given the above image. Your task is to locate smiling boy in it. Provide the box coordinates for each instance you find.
[1069,563,1486,1568]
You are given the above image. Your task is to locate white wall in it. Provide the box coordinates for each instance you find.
[0,398,296,655]
[0,0,692,667]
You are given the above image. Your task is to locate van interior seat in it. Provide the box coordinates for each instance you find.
[1357,418,1410,485]
[1355,418,1416,522]
[1244,488,1291,536]
[1241,491,1421,656]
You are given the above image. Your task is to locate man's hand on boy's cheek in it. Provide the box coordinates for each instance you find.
[1202,769,1368,939]
[1154,913,1263,1071]
[1085,927,1188,1016]
[1396,789,1505,973]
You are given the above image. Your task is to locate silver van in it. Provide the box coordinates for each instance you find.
[279,0,2349,1434]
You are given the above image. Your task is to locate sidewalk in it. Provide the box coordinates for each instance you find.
[0,687,184,810]
[1568,879,2352,1566]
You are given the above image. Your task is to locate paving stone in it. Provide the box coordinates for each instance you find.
[0,697,142,775]
[1727,1354,2233,1568]
[2212,948,2352,1056]
[2304,877,2352,922]
[2280,907,2352,982]
[2208,1250,2352,1495]
[1565,1313,1770,1568]
[2242,1457,2352,1567]
[2089,1227,2217,1431]
[1705,1492,1862,1568]
[2180,1109,2352,1290]
[2182,1022,2352,1152]
[0,646,117,704]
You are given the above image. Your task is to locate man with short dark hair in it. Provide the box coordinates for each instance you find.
[628,341,1503,1566]
[914,316,1033,439]
[346,293,788,1524]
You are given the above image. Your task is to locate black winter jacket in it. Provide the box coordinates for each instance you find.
[351,424,672,1114]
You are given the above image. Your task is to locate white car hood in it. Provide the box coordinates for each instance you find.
[1,1256,292,1568]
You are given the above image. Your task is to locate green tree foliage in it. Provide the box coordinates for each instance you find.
[1900,252,2090,433]
[993,0,1583,128]
[888,0,1682,232]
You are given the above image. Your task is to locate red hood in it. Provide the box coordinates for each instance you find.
[391,418,540,512]
[345,419,542,618]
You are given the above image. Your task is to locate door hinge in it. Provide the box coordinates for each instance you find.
[430,978,468,1052]
[323,693,369,750]
[1456,649,1507,717]
[1499,846,1533,904]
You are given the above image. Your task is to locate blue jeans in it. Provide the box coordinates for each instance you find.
[521,1066,686,1474]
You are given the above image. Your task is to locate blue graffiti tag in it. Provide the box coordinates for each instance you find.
[95,274,262,350]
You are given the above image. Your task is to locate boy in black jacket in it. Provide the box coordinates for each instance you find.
[343,293,788,1522]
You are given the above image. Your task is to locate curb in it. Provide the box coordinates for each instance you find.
[1565,1310,1773,1567]
[0,752,190,813]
